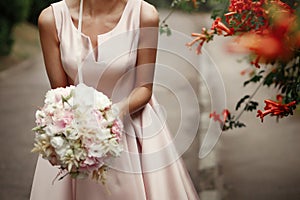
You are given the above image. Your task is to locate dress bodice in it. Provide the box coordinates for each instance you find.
[51,0,141,102]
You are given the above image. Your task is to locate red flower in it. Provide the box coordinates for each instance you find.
[186,28,214,54]
[229,2,297,64]
[211,17,234,36]
[276,94,283,102]
[210,111,223,124]
[222,109,230,121]
[250,55,262,68]
[226,0,267,32]
[210,109,231,124]
[186,33,206,54]
[257,97,296,122]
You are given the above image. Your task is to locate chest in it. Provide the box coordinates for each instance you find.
[71,13,123,50]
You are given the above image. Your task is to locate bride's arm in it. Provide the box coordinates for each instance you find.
[117,2,159,117]
[38,7,69,89]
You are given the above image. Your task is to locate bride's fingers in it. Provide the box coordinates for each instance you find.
[49,155,58,166]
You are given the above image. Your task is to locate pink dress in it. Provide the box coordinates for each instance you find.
[30,0,199,199]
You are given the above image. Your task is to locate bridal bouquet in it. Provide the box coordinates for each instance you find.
[32,83,123,183]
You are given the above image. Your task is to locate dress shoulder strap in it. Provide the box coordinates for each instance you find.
[125,0,142,30]
[50,1,66,40]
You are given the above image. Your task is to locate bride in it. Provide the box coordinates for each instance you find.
[30,0,199,199]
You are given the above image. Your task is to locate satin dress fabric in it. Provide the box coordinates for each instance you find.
[30,0,200,199]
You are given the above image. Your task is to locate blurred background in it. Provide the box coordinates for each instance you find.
[0,0,300,200]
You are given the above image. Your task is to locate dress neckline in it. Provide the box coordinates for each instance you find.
[62,0,130,58]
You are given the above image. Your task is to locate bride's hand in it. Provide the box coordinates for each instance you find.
[49,153,59,166]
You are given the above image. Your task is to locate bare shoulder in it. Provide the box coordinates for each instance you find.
[140,1,159,28]
[38,6,56,32]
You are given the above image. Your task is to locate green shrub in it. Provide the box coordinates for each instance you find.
[0,0,31,55]
[0,18,13,56]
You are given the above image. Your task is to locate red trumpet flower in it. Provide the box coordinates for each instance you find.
[210,109,231,124]
[211,17,234,36]
[257,96,296,122]
[186,28,215,54]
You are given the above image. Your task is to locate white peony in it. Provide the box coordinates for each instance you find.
[73,84,95,109]
[98,128,112,139]
[94,91,111,110]
[44,89,56,104]
[88,143,108,158]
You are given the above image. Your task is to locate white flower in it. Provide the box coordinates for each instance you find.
[96,128,112,140]
[50,136,65,149]
[105,109,117,124]
[44,105,56,115]
[94,91,111,110]
[36,133,49,142]
[44,89,56,104]
[108,138,123,157]
[65,97,74,109]
[74,147,87,161]
[65,126,80,140]
[73,84,95,108]
[35,110,46,126]
[55,145,70,159]
[45,124,61,136]
[35,109,45,119]
[88,143,108,158]
[83,157,97,166]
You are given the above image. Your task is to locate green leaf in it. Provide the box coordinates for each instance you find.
[234,121,246,128]
[236,95,250,111]
[244,101,259,111]
[159,25,172,36]
[244,75,263,87]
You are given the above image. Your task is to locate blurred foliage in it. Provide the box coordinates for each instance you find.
[208,0,229,20]
[171,0,213,12]
[146,0,174,8]
[27,0,59,25]
[0,0,58,56]
[0,0,31,55]
[159,0,213,37]
[147,0,212,11]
